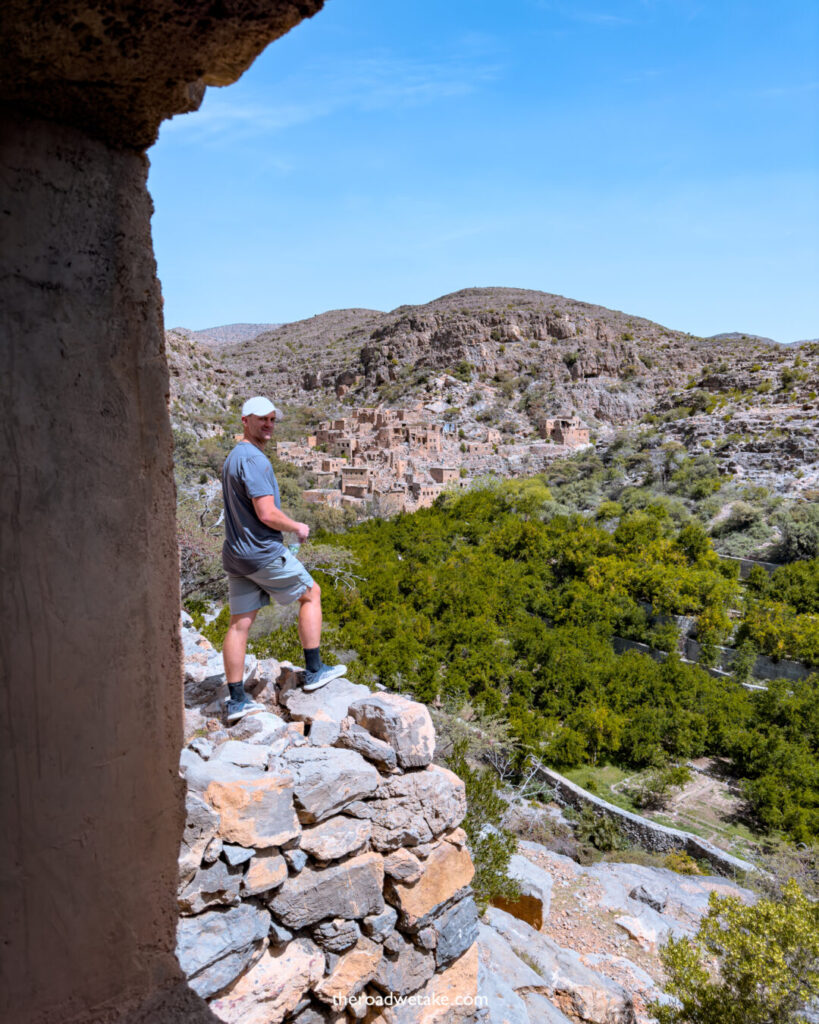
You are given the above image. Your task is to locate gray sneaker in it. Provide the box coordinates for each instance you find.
[303,663,347,692]
[225,696,265,724]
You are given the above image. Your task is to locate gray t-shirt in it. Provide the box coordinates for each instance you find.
[221,442,286,576]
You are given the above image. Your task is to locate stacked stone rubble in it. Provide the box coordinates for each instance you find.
[178,617,480,1023]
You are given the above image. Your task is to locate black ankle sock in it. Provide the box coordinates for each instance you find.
[228,682,246,702]
[303,647,322,673]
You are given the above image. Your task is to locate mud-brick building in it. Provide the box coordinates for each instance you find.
[430,466,460,485]
[539,414,590,446]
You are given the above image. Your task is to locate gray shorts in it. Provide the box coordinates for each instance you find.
[228,550,315,615]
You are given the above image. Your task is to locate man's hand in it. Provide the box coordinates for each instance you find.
[294,522,310,543]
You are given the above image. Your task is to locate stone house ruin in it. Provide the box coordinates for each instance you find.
[538,414,590,446]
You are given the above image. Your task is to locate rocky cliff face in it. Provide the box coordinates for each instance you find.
[178,614,480,1023]
[172,287,819,499]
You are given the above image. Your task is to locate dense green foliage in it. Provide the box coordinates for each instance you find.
[652,880,819,1024]
[290,482,819,842]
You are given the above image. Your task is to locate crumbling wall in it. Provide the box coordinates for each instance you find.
[179,622,480,1023]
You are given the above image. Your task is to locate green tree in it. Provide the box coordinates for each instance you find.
[652,880,819,1024]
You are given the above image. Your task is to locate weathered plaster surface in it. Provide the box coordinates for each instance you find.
[0,1,323,1021]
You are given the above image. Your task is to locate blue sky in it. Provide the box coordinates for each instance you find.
[149,0,818,343]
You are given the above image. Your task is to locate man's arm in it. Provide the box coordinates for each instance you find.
[252,495,310,542]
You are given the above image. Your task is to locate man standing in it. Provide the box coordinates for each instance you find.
[220,396,346,722]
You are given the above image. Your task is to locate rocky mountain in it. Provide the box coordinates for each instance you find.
[174,322,282,346]
[167,287,819,499]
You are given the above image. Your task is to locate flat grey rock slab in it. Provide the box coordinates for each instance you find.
[228,711,287,745]
[177,859,242,915]
[176,902,270,999]
[477,962,532,1024]
[281,678,371,725]
[433,894,478,968]
[484,906,636,1024]
[370,929,435,996]
[268,852,385,928]
[280,746,380,823]
[214,739,269,769]
[179,792,220,887]
[336,720,397,770]
[300,815,373,862]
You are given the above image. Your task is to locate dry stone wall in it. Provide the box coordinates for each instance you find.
[179,616,480,1024]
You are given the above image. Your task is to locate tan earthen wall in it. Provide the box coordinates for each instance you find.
[0,112,213,1024]
[0,2,324,1021]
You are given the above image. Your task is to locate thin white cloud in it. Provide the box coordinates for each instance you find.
[161,52,502,145]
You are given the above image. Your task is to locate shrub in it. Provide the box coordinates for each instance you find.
[651,880,819,1024]
[445,739,520,913]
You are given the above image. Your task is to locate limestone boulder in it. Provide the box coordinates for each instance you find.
[629,882,669,913]
[281,677,371,725]
[300,816,373,862]
[281,747,379,823]
[492,853,553,930]
[242,851,288,897]
[178,859,242,915]
[336,720,397,770]
[223,844,255,868]
[477,923,544,991]
[176,903,271,999]
[615,913,670,954]
[348,693,435,768]
[346,765,466,851]
[483,907,636,1024]
[214,740,270,770]
[205,772,300,848]
[477,962,537,1024]
[371,930,435,996]
[268,852,385,928]
[179,791,220,886]
[314,937,383,1005]
[386,841,474,930]
[309,714,342,747]
[208,938,325,1024]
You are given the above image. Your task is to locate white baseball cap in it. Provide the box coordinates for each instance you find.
[242,396,282,418]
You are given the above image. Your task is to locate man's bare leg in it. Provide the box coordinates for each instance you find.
[296,583,344,690]
[297,583,322,650]
[223,609,259,683]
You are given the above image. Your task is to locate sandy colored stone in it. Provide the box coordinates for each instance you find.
[444,828,467,848]
[205,774,300,848]
[300,816,372,861]
[209,938,325,1024]
[386,842,474,928]
[314,937,383,1004]
[242,851,288,896]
